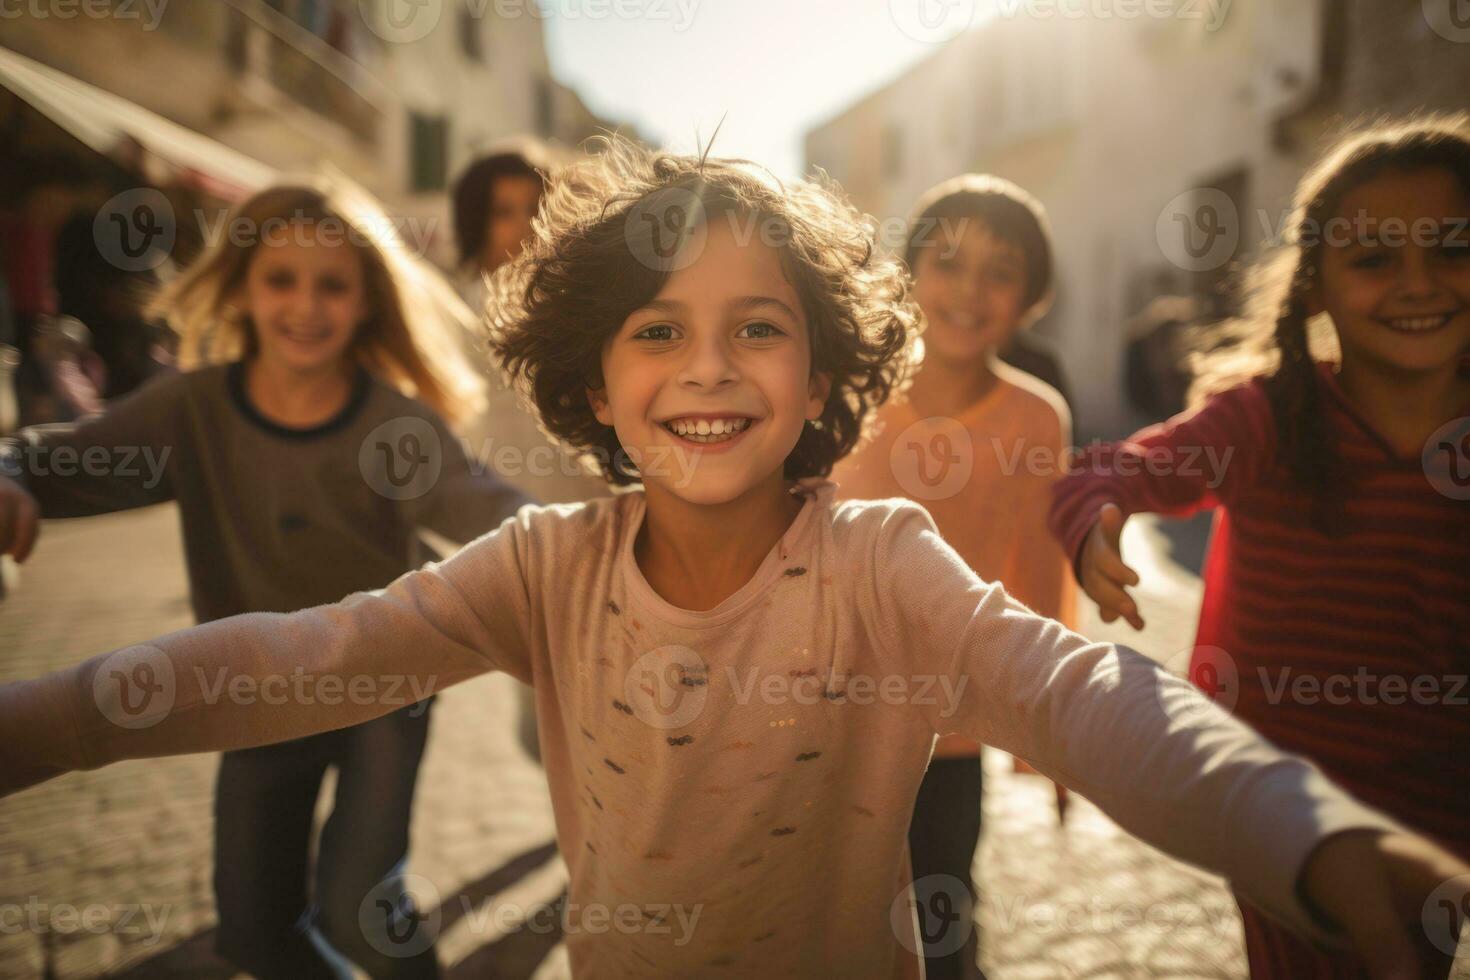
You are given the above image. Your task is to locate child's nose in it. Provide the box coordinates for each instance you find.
[1397,248,1440,298]
[676,333,738,389]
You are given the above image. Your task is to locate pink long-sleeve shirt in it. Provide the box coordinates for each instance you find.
[0,480,1402,977]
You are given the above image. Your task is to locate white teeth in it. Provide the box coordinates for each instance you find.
[663,417,751,442]
[1387,315,1451,332]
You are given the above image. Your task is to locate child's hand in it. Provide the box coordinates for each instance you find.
[1301,829,1470,979]
[1080,503,1144,630]
[0,476,40,563]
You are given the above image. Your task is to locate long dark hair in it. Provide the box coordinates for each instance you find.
[1191,113,1470,531]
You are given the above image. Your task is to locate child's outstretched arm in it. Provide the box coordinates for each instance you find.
[1048,381,1272,629]
[0,510,536,796]
[870,505,1467,977]
[0,371,186,560]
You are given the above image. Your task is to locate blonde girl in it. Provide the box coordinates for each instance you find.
[0,182,524,978]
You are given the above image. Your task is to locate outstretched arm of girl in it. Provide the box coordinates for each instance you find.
[0,510,536,797]
[1049,380,1274,628]
[871,504,1467,978]
[0,370,185,563]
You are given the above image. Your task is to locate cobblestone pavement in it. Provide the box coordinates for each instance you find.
[1,507,1465,979]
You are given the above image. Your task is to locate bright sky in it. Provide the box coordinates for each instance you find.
[541,0,986,180]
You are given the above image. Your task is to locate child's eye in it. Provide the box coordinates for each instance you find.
[1350,252,1392,270]
[318,277,351,294]
[737,321,785,340]
[264,270,296,289]
[633,323,677,342]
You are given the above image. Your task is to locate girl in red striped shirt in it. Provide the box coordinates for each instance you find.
[1050,115,1470,978]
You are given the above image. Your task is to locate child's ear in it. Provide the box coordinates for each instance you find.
[806,371,833,420]
[586,386,614,426]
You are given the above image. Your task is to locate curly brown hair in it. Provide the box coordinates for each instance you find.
[486,135,920,486]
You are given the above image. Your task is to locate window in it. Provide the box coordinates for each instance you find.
[409,111,449,192]
[459,4,484,61]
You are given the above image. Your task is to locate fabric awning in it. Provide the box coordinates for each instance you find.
[0,45,276,199]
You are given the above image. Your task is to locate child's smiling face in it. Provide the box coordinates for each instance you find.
[242,229,366,374]
[589,217,830,505]
[1314,167,1470,376]
[911,219,1030,367]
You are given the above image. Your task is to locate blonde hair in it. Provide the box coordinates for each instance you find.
[149,179,485,423]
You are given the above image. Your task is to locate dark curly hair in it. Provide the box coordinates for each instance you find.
[486,135,920,486]
[451,144,551,269]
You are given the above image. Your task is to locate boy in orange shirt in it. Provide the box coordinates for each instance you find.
[835,175,1074,980]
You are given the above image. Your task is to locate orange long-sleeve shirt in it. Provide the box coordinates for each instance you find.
[834,362,1077,757]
